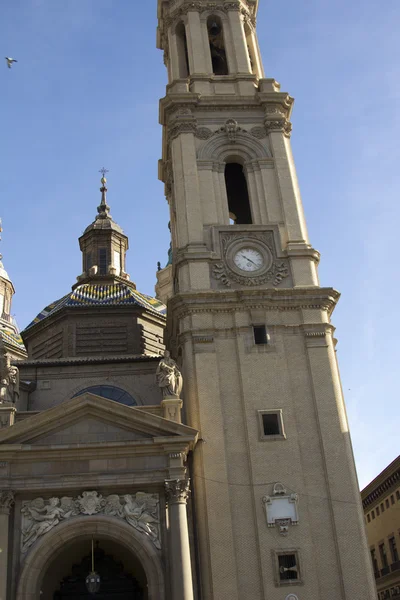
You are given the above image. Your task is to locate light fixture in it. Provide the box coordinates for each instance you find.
[85,538,101,594]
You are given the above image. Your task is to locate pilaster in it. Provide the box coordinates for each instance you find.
[0,491,14,600]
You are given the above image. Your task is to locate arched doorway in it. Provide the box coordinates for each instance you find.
[45,538,146,600]
[16,517,165,600]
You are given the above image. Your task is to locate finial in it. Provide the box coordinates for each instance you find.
[97,168,111,219]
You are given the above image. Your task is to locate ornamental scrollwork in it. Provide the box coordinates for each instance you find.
[165,479,191,503]
[264,119,292,138]
[214,231,290,288]
[0,490,15,512]
[213,261,289,287]
[161,2,255,33]
[195,127,214,140]
[21,491,161,553]
[250,126,267,139]
[213,263,231,287]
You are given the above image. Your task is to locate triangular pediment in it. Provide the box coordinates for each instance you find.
[0,393,198,447]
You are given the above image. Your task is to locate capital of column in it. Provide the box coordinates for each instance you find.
[0,490,14,515]
[165,478,191,504]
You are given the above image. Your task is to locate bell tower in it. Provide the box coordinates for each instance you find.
[157,2,376,599]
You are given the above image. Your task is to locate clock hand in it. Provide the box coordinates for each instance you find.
[242,254,258,266]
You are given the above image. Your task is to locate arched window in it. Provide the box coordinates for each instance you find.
[176,21,189,78]
[73,385,137,406]
[224,163,252,224]
[207,16,228,75]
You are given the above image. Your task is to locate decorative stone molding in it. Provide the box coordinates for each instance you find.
[250,126,267,139]
[21,491,161,553]
[0,490,15,514]
[195,127,214,140]
[285,595,299,600]
[0,406,16,428]
[165,479,191,504]
[167,107,198,143]
[213,231,290,287]
[264,118,292,138]
[161,1,255,34]
[162,398,183,423]
[199,119,267,143]
[262,483,299,536]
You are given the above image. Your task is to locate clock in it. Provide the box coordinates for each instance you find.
[233,248,264,272]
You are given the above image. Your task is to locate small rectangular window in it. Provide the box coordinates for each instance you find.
[99,248,108,275]
[85,251,93,272]
[379,543,388,568]
[391,495,395,505]
[253,325,268,345]
[367,514,371,523]
[274,551,301,585]
[371,548,379,575]
[381,503,385,513]
[377,506,380,516]
[389,537,399,563]
[386,499,390,509]
[372,510,375,519]
[396,490,400,501]
[258,410,285,440]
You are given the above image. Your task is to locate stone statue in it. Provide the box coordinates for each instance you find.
[0,346,19,405]
[156,350,183,399]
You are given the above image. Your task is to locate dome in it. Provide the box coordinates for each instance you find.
[24,282,166,331]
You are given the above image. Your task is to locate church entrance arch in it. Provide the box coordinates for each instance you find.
[16,516,165,600]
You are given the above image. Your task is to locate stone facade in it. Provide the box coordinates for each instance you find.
[0,2,378,599]
[156,0,376,599]
[362,456,400,599]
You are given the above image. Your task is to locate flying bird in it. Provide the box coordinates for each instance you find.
[5,57,18,69]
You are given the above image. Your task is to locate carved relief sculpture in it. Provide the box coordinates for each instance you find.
[21,491,161,553]
[156,350,183,399]
[0,490,15,513]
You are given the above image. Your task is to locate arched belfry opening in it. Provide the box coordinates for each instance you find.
[176,21,189,78]
[224,163,252,224]
[207,16,228,75]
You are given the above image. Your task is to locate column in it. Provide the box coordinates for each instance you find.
[226,8,252,73]
[0,491,14,600]
[187,11,208,74]
[165,480,194,600]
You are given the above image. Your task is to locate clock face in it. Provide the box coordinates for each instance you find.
[233,248,264,272]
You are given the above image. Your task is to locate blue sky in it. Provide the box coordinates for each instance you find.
[1,0,399,489]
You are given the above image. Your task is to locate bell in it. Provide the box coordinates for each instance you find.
[85,571,101,594]
[208,21,221,36]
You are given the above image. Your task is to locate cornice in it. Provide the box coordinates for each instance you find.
[0,436,197,463]
[361,455,400,508]
[16,354,161,368]
[158,0,257,43]
[168,287,341,317]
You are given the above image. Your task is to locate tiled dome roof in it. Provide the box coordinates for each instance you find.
[24,282,166,331]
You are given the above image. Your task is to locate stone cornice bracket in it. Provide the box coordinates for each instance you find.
[165,478,191,504]
[0,490,15,514]
[286,244,321,265]
[168,108,197,144]
[264,115,292,138]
